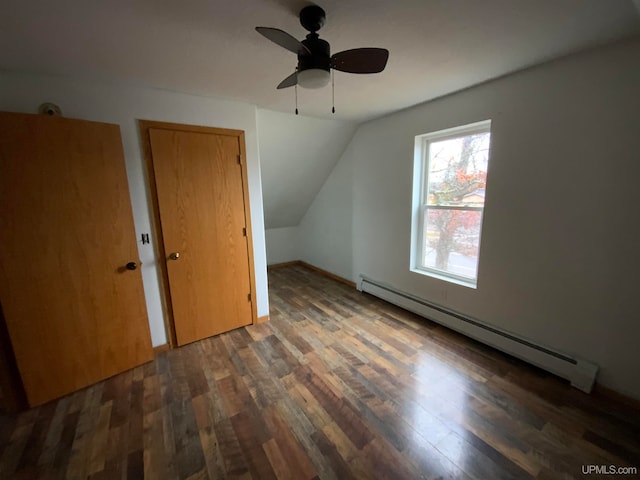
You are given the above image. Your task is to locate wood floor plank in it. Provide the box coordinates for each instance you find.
[36,397,70,470]
[270,395,338,480]
[128,377,144,457]
[16,401,56,471]
[309,429,353,480]
[262,438,293,480]
[435,429,535,480]
[214,417,250,477]
[198,424,225,479]
[142,408,165,480]
[0,263,638,479]
[360,436,422,479]
[293,364,374,450]
[230,411,276,480]
[86,402,112,476]
[65,384,105,479]
[169,398,206,479]
[321,421,369,478]
[262,405,317,480]
[0,422,33,478]
[51,410,80,477]
[99,424,127,480]
[285,379,333,431]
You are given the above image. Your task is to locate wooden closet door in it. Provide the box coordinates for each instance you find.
[0,112,153,406]
[148,127,253,345]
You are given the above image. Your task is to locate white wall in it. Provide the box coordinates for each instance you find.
[265,227,300,265]
[297,38,640,399]
[298,138,355,281]
[257,109,357,229]
[0,72,269,347]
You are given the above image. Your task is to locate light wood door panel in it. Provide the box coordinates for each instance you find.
[0,112,153,406]
[149,128,252,345]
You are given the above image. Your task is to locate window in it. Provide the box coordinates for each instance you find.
[412,120,491,287]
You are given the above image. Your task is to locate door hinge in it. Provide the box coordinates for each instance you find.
[237,154,242,165]
[242,227,247,236]
[247,293,251,302]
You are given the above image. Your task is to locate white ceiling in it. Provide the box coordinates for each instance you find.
[3,1,638,230]
[1,0,639,122]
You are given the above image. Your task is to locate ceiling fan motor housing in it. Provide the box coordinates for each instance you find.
[299,5,326,33]
[299,34,330,73]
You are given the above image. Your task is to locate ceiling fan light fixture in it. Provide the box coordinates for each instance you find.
[297,68,330,89]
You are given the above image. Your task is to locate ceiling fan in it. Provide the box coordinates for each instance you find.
[256,5,389,91]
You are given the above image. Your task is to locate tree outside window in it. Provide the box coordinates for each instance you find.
[414,121,491,286]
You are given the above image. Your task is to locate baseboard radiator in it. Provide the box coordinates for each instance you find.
[358,275,598,393]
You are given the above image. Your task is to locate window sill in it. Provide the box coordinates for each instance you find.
[410,267,477,289]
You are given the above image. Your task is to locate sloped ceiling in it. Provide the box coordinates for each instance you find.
[0,0,638,122]
[258,109,357,228]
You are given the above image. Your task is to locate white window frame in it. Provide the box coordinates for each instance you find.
[410,120,492,288]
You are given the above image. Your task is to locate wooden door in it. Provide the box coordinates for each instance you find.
[146,125,254,346]
[0,112,153,406]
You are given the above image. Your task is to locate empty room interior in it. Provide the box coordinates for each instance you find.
[1,1,639,479]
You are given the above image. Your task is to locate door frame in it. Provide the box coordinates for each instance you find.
[138,120,258,348]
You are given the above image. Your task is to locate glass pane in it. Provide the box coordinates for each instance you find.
[422,209,483,279]
[426,132,490,207]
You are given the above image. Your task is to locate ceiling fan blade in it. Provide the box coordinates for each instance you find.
[255,27,311,56]
[277,72,298,90]
[331,48,389,74]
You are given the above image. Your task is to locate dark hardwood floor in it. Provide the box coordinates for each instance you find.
[1,264,639,479]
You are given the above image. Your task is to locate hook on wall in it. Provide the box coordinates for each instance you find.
[38,103,62,117]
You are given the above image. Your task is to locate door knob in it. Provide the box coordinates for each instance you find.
[168,252,180,260]
[125,262,137,270]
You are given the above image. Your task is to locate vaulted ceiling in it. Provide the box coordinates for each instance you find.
[257,110,356,229]
[2,0,638,122]
[2,0,639,229]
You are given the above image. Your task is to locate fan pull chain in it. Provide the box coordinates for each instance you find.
[295,85,299,115]
[332,70,335,114]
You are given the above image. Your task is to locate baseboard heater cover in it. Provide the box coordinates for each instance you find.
[358,275,598,393]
